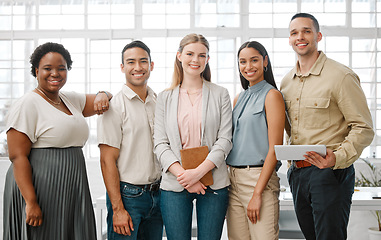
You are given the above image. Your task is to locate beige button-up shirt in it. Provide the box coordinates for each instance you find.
[280,51,374,169]
[97,84,161,184]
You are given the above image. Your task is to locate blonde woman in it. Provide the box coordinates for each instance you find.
[153,34,232,240]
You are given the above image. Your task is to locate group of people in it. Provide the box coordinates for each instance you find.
[3,12,374,240]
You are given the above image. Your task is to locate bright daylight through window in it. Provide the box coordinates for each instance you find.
[0,0,380,159]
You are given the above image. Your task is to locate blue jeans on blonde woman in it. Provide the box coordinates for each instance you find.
[160,187,228,240]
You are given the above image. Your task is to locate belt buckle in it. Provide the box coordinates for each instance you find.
[294,160,311,168]
[293,160,301,169]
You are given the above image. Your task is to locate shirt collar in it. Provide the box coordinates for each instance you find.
[122,84,156,103]
[291,51,327,78]
[248,79,267,93]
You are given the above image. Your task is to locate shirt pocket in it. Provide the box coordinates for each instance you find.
[303,98,330,129]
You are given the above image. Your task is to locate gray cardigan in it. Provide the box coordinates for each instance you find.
[154,80,233,191]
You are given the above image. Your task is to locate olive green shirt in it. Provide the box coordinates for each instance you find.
[280,51,374,169]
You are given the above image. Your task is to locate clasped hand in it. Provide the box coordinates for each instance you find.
[177,169,206,194]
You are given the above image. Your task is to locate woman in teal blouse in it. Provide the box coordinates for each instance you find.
[226,41,285,240]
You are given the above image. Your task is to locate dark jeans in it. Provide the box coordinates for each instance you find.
[160,187,229,240]
[287,164,354,240]
[106,182,163,240]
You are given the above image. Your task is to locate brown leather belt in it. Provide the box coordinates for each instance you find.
[294,160,312,168]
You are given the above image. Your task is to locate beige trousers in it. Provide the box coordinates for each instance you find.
[227,167,280,240]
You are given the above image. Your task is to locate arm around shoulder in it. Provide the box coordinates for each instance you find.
[83,91,113,117]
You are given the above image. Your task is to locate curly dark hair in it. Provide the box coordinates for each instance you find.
[30,42,73,77]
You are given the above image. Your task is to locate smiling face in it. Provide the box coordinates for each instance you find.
[177,42,210,79]
[238,47,268,87]
[121,47,154,89]
[35,52,67,93]
[289,17,322,58]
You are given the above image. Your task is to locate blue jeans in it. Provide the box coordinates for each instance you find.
[288,165,354,240]
[160,187,229,240]
[106,182,163,240]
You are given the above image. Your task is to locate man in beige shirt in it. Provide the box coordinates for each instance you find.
[280,13,374,240]
[97,40,162,240]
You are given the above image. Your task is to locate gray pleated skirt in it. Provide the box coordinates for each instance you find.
[3,147,97,240]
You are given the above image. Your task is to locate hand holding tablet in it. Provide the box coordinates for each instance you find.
[274,145,326,161]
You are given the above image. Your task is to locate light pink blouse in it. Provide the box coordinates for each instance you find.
[178,87,203,149]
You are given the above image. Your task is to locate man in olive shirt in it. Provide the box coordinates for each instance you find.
[280,13,374,240]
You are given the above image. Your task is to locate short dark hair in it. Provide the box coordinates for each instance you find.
[237,41,277,90]
[121,40,152,64]
[29,42,73,78]
[291,13,320,32]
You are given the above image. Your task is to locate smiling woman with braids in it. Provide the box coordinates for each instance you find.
[3,42,112,240]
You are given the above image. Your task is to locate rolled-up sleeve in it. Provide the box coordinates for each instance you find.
[97,104,123,149]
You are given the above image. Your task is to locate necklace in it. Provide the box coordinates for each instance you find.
[35,88,61,105]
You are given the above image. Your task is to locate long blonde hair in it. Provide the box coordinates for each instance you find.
[168,33,211,90]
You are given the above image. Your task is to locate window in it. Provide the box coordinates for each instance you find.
[143,0,190,29]
[0,0,380,159]
[195,0,240,28]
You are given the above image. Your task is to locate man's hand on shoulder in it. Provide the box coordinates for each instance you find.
[304,148,336,169]
[113,207,134,236]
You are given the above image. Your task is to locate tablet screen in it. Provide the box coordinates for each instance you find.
[274,145,326,161]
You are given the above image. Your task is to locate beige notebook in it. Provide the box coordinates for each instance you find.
[180,146,213,186]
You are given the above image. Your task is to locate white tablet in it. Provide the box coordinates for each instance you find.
[274,145,326,161]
